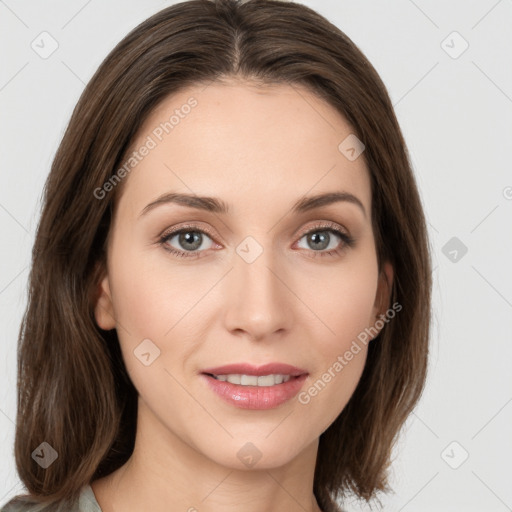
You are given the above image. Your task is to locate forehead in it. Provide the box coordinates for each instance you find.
[116,80,371,221]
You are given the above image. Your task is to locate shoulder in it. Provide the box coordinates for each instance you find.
[78,485,102,512]
[0,484,101,512]
[0,499,47,512]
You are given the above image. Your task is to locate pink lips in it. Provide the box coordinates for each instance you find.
[201,362,308,377]
[200,362,309,410]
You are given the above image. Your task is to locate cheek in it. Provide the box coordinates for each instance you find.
[305,257,379,349]
[108,239,202,340]
[297,283,374,433]
[299,344,368,437]
[295,257,378,427]
[107,237,222,390]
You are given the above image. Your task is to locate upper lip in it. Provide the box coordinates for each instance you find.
[201,363,308,377]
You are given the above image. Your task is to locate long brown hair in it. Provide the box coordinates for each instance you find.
[3,1,431,511]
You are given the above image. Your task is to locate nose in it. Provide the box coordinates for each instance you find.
[222,242,294,341]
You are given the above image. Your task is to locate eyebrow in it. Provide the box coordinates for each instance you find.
[139,191,366,218]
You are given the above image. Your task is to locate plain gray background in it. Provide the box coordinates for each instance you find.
[1,1,511,510]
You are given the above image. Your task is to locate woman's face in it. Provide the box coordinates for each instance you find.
[94,80,392,470]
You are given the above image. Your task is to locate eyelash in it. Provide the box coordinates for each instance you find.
[158,221,355,260]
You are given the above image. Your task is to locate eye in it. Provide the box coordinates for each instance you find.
[159,221,355,259]
[159,225,216,259]
[295,222,355,258]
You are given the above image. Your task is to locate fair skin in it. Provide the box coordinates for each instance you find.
[92,79,393,512]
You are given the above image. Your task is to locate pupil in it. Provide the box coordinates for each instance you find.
[180,231,201,250]
[310,232,328,250]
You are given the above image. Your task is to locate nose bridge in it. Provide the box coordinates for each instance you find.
[225,234,292,338]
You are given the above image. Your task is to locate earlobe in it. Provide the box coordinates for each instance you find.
[94,273,116,331]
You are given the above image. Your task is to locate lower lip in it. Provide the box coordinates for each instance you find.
[201,373,308,410]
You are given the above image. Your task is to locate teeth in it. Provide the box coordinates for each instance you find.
[213,374,292,386]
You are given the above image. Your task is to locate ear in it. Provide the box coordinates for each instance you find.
[370,261,394,339]
[93,268,116,331]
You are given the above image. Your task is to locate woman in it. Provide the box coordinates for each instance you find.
[2,0,431,511]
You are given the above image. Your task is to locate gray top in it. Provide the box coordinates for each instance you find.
[0,485,102,512]
[77,485,102,512]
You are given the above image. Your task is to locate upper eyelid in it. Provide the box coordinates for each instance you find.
[296,221,349,237]
[160,222,217,242]
[161,220,349,241]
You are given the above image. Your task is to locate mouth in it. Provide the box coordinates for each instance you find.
[199,363,309,409]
